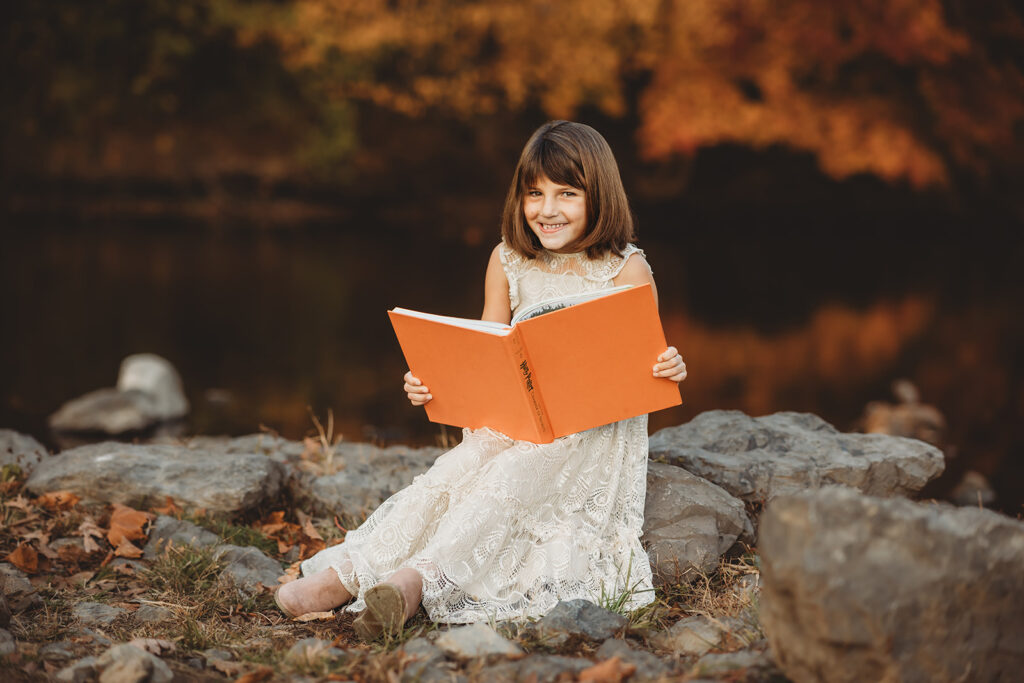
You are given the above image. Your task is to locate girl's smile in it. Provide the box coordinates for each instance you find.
[523,175,587,252]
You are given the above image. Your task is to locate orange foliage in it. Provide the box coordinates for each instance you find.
[245,0,1023,186]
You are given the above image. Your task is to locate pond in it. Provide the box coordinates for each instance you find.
[2,177,1022,514]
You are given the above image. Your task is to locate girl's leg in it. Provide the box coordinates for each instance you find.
[387,567,423,620]
[352,567,424,640]
[275,564,354,617]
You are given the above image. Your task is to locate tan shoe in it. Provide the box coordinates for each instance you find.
[352,583,407,641]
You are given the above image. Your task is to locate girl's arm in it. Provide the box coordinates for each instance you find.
[405,244,513,407]
[481,244,512,324]
[614,253,688,383]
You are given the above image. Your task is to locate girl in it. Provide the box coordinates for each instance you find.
[275,121,688,639]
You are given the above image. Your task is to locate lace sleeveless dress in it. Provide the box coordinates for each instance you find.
[301,242,655,623]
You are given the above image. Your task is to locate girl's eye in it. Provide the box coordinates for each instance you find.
[562,191,577,197]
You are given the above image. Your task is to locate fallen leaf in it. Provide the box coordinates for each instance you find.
[107,503,153,547]
[209,659,244,677]
[78,519,105,553]
[578,656,637,683]
[151,496,182,517]
[234,667,274,683]
[36,490,81,511]
[276,539,294,555]
[294,611,335,622]
[113,537,144,559]
[128,638,176,655]
[5,495,34,511]
[6,542,39,573]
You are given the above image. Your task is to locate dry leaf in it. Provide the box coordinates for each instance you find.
[128,638,176,656]
[78,520,105,554]
[6,542,39,573]
[578,656,637,683]
[21,530,59,560]
[294,611,335,622]
[6,495,33,511]
[151,496,182,517]
[36,490,81,511]
[113,537,144,559]
[107,503,153,547]
[234,667,274,683]
[209,659,245,677]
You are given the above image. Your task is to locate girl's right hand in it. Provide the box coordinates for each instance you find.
[403,371,432,406]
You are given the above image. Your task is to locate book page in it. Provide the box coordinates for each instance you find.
[511,285,633,325]
[391,308,512,335]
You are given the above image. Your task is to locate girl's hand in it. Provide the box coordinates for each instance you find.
[654,347,688,383]
[403,371,432,406]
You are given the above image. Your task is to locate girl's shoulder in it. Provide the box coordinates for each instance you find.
[585,244,647,282]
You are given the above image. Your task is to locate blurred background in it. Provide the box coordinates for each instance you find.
[2,1,1022,513]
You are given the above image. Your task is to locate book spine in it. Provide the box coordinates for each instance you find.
[505,328,554,442]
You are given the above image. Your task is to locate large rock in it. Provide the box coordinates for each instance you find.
[289,442,443,519]
[49,354,187,435]
[532,600,628,644]
[759,486,1024,683]
[649,410,944,506]
[116,354,189,420]
[26,443,283,513]
[642,462,752,584]
[0,430,48,478]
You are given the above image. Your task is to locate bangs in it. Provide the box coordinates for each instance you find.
[519,138,586,191]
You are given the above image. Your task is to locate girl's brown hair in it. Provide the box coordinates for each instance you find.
[500,121,636,259]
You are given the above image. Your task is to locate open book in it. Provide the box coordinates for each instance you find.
[388,284,681,443]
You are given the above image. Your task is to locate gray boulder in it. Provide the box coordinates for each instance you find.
[434,623,523,659]
[116,354,189,420]
[49,388,163,435]
[26,442,283,513]
[759,486,1024,683]
[649,410,944,506]
[290,442,443,519]
[642,462,752,584]
[0,430,48,478]
[532,599,627,645]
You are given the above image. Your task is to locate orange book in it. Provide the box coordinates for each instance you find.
[388,284,681,443]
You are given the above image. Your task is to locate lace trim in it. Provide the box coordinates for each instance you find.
[498,242,524,312]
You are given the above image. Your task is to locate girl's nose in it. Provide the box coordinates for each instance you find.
[541,194,559,216]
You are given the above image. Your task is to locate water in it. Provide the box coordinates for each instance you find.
[2,185,1022,513]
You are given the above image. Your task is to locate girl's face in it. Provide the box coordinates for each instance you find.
[522,175,587,253]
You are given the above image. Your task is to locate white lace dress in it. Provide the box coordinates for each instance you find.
[301,242,655,623]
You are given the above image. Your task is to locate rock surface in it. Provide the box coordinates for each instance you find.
[96,643,173,683]
[0,429,48,477]
[215,544,285,591]
[642,462,752,584]
[289,442,443,519]
[116,353,189,420]
[26,442,283,512]
[594,638,671,680]
[133,605,175,625]
[284,638,347,667]
[49,388,165,435]
[73,602,126,626]
[759,486,1024,683]
[0,562,42,612]
[532,599,628,645]
[0,628,14,657]
[649,614,727,656]
[649,410,944,505]
[56,656,99,683]
[142,516,220,559]
[434,623,523,659]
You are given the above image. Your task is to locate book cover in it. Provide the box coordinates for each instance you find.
[389,284,681,443]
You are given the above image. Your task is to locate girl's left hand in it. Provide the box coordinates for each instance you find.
[654,346,688,383]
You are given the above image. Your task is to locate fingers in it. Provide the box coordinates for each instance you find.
[653,348,687,382]
[403,371,431,405]
[657,346,677,362]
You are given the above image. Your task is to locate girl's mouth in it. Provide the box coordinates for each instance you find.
[539,223,566,233]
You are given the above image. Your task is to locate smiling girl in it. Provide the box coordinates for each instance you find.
[276,121,688,638]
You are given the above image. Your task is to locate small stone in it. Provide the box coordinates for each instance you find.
[96,644,173,683]
[202,648,234,662]
[143,516,220,559]
[215,544,284,591]
[73,602,126,626]
[40,640,77,660]
[594,639,671,681]
[56,656,99,683]
[533,599,628,645]
[690,644,776,678]
[116,354,189,420]
[0,628,15,657]
[434,623,523,659]
[516,655,592,683]
[75,628,113,648]
[133,604,175,625]
[0,562,42,612]
[401,637,444,663]
[0,429,48,478]
[284,638,346,667]
[400,660,466,683]
[650,615,726,656]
